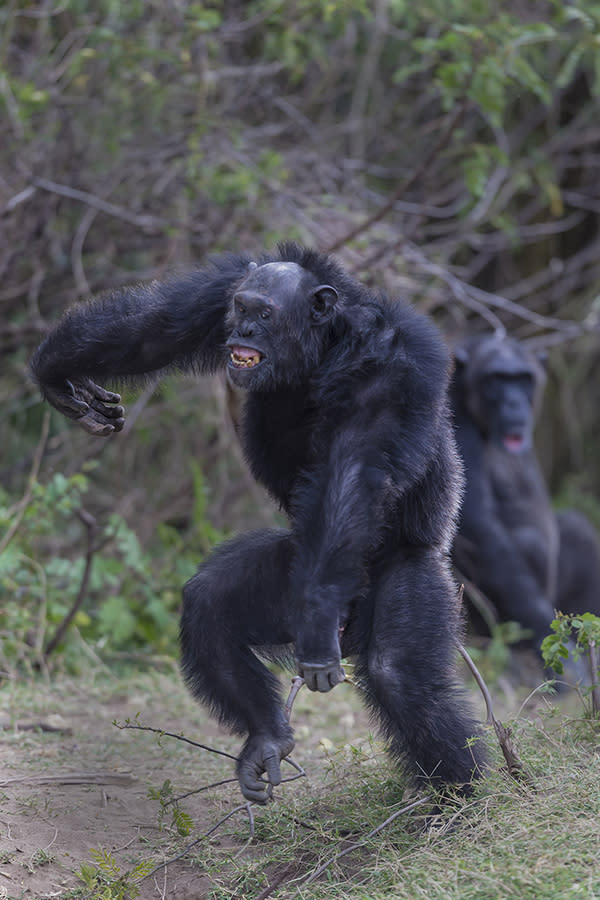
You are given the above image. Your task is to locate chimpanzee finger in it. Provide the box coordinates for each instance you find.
[88,397,126,419]
[238,766,269,803]
[91,384,122,404]
[78,415,118,437]
[55,390,90,417]
[263,751,283,787]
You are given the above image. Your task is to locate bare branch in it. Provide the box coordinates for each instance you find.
[326,100,470,253]
[284,675,305,720]
[44,509,98,658]
[31,176,167,231]
[114,721,239,761]
[456,587,530,783]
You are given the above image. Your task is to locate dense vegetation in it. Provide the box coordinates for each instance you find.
[2,0,600,668]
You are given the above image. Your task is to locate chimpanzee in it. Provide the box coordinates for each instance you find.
[31,244,486,803]
[451,332,600,669]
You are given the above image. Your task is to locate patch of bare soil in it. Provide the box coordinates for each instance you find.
[0,667,368,900]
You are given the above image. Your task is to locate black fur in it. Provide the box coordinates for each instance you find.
[31,244,486,802]
[451,333,600,665]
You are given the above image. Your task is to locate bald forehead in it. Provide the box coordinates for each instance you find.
[475,337,537,376]
[238,261,307,293]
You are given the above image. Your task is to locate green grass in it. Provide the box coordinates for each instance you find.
[2,667,599,900]
[197,712,600,900]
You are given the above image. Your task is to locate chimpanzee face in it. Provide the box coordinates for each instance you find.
[477,370,537,453]
[456,336,546,455]
[225,262,338,390]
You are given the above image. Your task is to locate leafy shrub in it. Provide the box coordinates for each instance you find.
[0,470,215,675]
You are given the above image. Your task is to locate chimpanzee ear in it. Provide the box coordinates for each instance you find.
[310,285,338,324]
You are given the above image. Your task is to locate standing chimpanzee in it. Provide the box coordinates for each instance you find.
[31,244,486,803]
[451,332,600,670]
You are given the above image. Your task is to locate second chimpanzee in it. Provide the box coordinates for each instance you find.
[31,244,486,802]
[451,332,600,669]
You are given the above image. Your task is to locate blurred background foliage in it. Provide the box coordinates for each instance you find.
[2,0,600,672]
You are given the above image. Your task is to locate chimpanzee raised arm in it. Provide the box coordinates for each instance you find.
[32,243,487,804]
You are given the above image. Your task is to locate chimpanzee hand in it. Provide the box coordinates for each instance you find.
[296,615,346,692]
[298,658,346,692]
[237,732,295,804]
[43,377,125,436]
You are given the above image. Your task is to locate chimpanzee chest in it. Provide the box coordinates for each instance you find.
[488,446,557,586]
[242,388,317,510]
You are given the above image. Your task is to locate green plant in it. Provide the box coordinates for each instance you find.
[148,778,194,836]
[75,848,155,900]
[0,469,212,675]
[542,612,600,715]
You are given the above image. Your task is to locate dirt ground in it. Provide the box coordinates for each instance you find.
[0,665,371,900]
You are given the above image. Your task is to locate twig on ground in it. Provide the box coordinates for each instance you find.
[167,778,239,805]
[114,721,239,761]
[143,803,254,881]
[285,797,430,899]
[131,676,308,881]
[0,772,137,787]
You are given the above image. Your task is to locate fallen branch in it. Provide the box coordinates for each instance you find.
[114,721,239,761]
[0,771,137,787]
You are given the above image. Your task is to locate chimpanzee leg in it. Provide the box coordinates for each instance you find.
[557,509,600,617]
[355,549,486,792]
[180,528,296,802]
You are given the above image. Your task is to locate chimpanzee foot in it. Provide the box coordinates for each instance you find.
[237,731,295,803]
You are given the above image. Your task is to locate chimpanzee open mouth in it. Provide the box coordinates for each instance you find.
[229,346,264,369]
[503,433,525,453]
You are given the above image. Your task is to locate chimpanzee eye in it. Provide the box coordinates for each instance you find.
[260,309,271,320]
[236,302,246,316]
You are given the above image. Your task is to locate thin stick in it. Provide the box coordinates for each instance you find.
[326,100,469,253]
[589,641,600,717]
[142,803,252,881]
[114,721,238,761]
[456,641,494,726]
[456,587,529,782]
[32,176,167,231]
[166,778,239,805]
[285,675,305,720]
[289,797,430,897]
[44,509,97,657]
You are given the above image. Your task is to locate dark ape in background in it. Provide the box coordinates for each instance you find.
[31,244,486,803]
[451,333,600,670]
